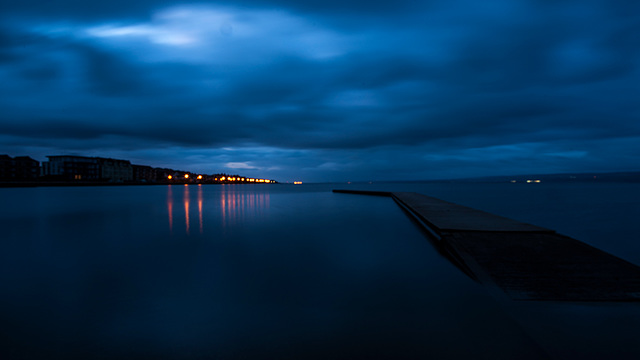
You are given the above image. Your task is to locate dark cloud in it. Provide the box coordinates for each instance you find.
[75,45,150,96]
[0,0,422,21]
[1,1,639,181]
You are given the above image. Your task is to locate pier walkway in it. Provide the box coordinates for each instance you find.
[333,189,640,301]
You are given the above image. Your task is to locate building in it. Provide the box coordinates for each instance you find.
[155,168,180,182]
[0,155,13,180]
[133,165,157,183]
[42,155,100,180]
[42,155,134,182]
[0,155,40,181]
[13,156,40,180]
[97,158,133,182]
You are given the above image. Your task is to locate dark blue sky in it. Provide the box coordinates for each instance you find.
[1,0,639,182]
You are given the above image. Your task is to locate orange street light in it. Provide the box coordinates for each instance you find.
[168,175,173,180]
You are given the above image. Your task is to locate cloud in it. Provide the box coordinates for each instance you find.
[58,6,351,63]
[225,162,260,170]
[0,1,423,21]
[1,1,639,181]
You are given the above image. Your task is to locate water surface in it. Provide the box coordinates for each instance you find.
[1,183,638,359]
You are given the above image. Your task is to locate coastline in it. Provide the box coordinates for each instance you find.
[0,181,280,188]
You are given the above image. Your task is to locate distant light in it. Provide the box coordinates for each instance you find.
[184,174,189,179]
[197,175,203,180]
[510,180,516,183]
[221,176,226,181]
[534,180,541,183]
[168,175,173,180]
[294,181,302,185]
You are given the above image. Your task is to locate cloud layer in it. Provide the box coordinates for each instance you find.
[1,1,639,181]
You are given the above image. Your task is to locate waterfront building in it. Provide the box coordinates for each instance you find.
[97,158,133,182]
[156,168,177,182]
[0,155,40,180]
[42,155,100,180]
[0,155,13,180]
[133,165,157,183]
[13,156,40,180]
[42,155,132,182]
[6,154,272,185]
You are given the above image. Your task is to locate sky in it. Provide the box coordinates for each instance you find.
[1,0,639,182]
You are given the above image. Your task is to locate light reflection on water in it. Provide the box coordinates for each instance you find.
[198,185,203,234]
[219,186,270,229]
[167,185,173,232]
[166,185,271,235]
[184,185,189,235]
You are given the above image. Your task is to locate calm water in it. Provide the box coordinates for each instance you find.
[1,183,639,359]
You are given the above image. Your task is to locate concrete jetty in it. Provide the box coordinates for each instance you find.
[333,189,640,301]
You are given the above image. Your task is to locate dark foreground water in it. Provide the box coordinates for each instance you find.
[1,182,639,359]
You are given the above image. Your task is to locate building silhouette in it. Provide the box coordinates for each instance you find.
[0,155,40,181]
[2,154,276,185]
[98,158,133,182]
[133,165,157,183]
[42,155,133,182]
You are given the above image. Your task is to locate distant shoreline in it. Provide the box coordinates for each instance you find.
[0,181,279,188]
[0,181,187,188]
[354,171,640,184]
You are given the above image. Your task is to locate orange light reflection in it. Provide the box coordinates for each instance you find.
[198,184,203,234]
[167,185,173,233]
[184,185,190,235]
[220,189,270,228]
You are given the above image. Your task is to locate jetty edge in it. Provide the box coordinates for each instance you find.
[333,189,640,301]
